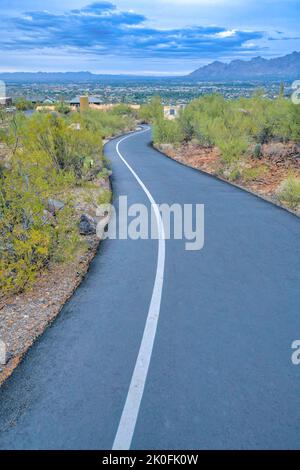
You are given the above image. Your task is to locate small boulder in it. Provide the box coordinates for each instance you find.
[42,209,55,225]
[79,214,97,235]
[0,340,8,365]
[47,198,65,215]
[85,162,103,181]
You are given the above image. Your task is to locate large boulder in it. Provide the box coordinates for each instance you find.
[79,214,97,235]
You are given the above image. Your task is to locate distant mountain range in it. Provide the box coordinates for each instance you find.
[189,52,300,80]
[0,52,299,83]
[0,72,144,83]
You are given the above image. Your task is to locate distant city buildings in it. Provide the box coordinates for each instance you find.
[3,79,293,113]
[68,96,141,112]
[69,95,103,108]
[28,96,55,105]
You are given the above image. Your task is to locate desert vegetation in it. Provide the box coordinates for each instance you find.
[0,106,135,297]
[149,93,300,211]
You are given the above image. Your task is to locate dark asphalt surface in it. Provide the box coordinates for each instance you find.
[0,127,300,449]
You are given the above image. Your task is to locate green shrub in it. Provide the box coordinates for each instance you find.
[241,165,267,182]
[153,118,183,145]
[111,104,136,117]
[14,98,34,111]
[277,175,300,209]
[0,106,127,297]
[217,135,248,165]
[0,152,78,295]
[55,101,71,115]
[69,108,135,138]
[20,113,103,179]
[97,189,112,205]
[150,92,300,171]
[139,97,163,123]
[228,166,241,182]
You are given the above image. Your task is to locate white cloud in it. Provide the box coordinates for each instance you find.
[242,42,256,48]
[215,29,237,38]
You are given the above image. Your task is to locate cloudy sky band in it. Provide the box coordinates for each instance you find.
[0,0,299,73]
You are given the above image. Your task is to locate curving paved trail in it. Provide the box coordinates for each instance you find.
[0,127,300,449]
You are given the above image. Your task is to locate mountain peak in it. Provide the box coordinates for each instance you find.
[189,52,300,80]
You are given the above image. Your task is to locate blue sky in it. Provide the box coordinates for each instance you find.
[0,0,299,74]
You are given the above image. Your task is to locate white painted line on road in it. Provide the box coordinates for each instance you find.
[112,128,166,450]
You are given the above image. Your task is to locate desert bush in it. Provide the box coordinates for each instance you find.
[227,166,241,182]
[97,189,112,205]
[55,101,71,115]
[18,113,103,179]
[111,104,136,117]
[153,92,300,165]
[216,134,248,165]
[14,98,34,111]
[0,107,124,296]
[277,175,300,209]
[139,96,164,123]
[241,165,268,182]
[0,148,78,295]
[153,118,183,145]
[69,108,135,138]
